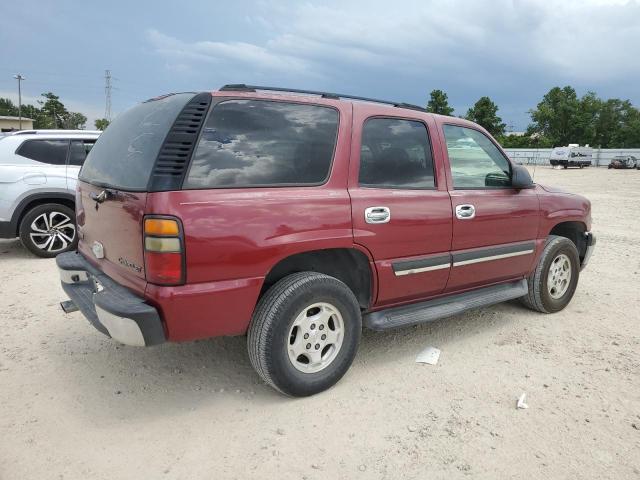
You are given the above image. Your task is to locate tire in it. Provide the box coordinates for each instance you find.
[521,235,580,313]
[247,272,362,397]
[19,203,78,258]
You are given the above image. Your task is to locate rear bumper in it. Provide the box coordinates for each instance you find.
[56,251,166,346]
[581,231,596,270]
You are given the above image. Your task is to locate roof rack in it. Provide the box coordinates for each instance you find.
[11,129,101,135]
[219,84,427,113]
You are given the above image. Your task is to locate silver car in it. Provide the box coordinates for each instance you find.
[0,130,100,257]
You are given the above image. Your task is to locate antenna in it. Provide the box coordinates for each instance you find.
[530,132,541,182]
[104,69,112,121]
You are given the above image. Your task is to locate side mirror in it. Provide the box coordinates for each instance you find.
[511,165,535,189]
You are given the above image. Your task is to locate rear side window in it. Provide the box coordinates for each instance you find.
[68,140,95,166]
[359,118,435,189]
[80,93,196,190]
[184,100,339,188]
[16,139,69,165]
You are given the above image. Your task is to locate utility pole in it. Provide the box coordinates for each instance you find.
[104,69,112,121]
[13,74,25,130]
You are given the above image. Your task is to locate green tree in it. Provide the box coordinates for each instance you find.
[62,112,87,129]
[36,92,69,128]
[612,103,640,148]
[0,98,19,116]
[426,89,454,116]
[465,96,505,136]
[575,92,600,146]
[94,118,110,130]
[528,86,581,146]
[592,99,632,148]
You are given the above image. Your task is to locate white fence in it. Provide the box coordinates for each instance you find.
[503,148,640,167]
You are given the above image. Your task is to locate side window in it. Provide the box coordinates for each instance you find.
[16,139,69,165]
[443,125,512,189]
[184,99,339,188]
[358,118,435,189]
[68,140,95,166]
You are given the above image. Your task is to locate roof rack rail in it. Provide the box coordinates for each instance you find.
[11,129,101,135]
[219,84,427,113]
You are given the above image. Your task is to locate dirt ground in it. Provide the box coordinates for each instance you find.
[1,166,639,479]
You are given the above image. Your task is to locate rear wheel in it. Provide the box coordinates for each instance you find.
[247,272,361,397]
[521,235,580,313]
[19,203,77,258]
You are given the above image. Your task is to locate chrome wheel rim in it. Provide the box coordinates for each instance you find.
[287,302,344,374]
[29,211,76,253]
[547,253,572,299]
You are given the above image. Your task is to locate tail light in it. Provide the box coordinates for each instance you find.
[143,216,185,285]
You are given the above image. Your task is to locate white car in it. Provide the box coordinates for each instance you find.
[0,130,100,257]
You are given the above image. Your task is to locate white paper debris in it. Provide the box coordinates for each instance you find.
[415,346,441,365]
[517,392,529,409]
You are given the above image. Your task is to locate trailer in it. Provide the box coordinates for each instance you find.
[549,144,593,168]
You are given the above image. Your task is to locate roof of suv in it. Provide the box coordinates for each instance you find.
[6,129,101,138]
[212,84,472,128]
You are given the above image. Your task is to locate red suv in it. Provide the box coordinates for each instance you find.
[57,85,596,396]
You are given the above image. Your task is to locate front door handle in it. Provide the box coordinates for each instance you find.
[455,204,476,219]
[365,206,391,224]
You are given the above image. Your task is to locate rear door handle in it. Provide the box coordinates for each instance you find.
[365,206,391,224]
[455,204,476,219]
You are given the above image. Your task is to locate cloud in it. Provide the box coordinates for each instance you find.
[145,0,640,101]
[146,29,312,76]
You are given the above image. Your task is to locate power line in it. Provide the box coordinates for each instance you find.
[104,69,112,121]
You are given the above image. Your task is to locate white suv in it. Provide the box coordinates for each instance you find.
[0,130,100,257]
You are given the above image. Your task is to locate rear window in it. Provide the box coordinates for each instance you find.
[79,93,195,190]
[16,139,69,165]
[184,99,339,188]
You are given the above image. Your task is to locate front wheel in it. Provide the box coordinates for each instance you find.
[19,203,77,258]
[247,272,362,397]
[521,235,580,313]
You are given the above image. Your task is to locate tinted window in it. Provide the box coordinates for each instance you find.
[359,118,434,188]
[443,125,511,188]
[80,93,195,190]
[184,100,339,188]
[68,140,95,166]
[17,139,69,165]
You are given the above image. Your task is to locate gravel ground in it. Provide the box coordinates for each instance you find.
[1,166,639,479]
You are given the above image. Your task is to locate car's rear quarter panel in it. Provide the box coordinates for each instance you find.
[144,99,356,341]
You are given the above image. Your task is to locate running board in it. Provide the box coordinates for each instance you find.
[363,279,528,331]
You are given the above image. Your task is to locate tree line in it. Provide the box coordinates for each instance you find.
[2,87,638,146]
[426,86,640,148]
[0,93,110,130]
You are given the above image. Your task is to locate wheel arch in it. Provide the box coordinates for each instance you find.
[548,221,588,261]
[261,247,375,309]
[10,192,75,237]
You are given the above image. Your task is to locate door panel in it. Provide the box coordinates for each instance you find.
[351,188,452,305]
[440,123,540,292]
[348,107,453,307]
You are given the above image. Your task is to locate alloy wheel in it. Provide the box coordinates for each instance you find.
[29,211,76,253]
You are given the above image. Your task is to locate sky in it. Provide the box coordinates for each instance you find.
[1,0,639,130]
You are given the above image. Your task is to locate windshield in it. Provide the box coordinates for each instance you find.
[79,93,195,191]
